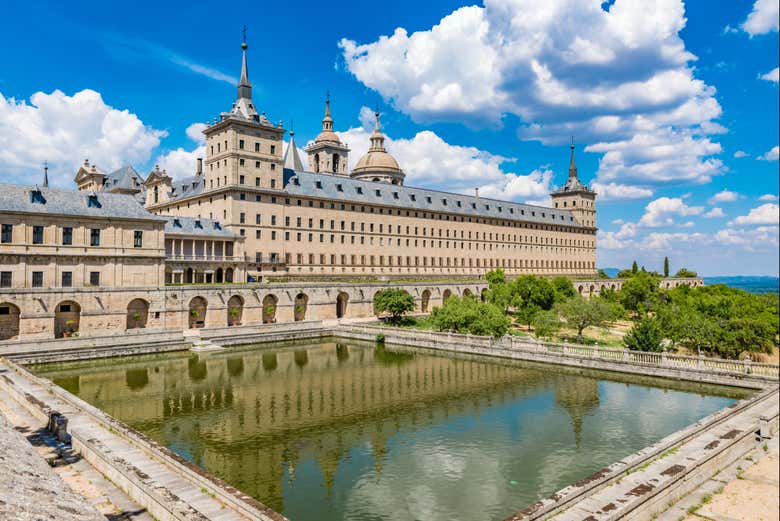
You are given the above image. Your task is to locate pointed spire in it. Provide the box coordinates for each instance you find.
[569,136,578,179]
[42,161,49,188]
[237,26,252,100]
[283,125,305,171]
[369,110,386,151]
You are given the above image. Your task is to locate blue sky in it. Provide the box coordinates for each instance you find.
[0,0,778,275]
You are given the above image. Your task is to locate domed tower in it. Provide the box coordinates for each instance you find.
[551,139,597,228]
[306,95,349,175]
[350,111,405,185]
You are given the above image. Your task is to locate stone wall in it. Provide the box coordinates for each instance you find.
[0,277,703,340]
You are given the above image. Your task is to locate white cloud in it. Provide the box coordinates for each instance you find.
[185,123,208,143]
[741,0,780,36]
[714,226,779,249]
[638,196,703,227]
[729,203,780,226]
[340,0,724,188]
[591,181,653,201]
[760,67,779,83]
[704,207,725,218]
[153,145,205,180]
[733,150,749,158]
[708,189,740,204]
[759,193,778,201]
[758,145,779,161]
[334,115,551,200]
[0,89,166,187]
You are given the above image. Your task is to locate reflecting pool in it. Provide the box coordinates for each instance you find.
[32,340,749,521]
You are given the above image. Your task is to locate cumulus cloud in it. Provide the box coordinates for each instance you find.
[334,110,551,201]
[703,207,725,218]
[759,194,778,201]
[729,203,780,226]
[185,123,208,143]
[638,197,703,228]
[708,189,740,204]
[0,89,166,187]
[760,67,779,83]
[733,150,749,158]
[591,181,653,201]
[758,145,779,161]
[339,0,725,190]
[741,0,779,36]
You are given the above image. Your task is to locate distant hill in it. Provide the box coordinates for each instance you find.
[703,276,779,294]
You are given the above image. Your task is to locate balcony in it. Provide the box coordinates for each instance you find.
[166,254,247,262]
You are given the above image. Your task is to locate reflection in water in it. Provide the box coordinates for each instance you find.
[35,341,746,521]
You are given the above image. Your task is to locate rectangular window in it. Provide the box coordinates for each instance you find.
[270,145,276,154]
[89,271,100,286]
[255,143,260,152]
[239,139,245,149]
[32,225,44,244]
[62,227,72,245]
[255,177,260,186]
[240,212,246,224]
[90,228,100,246]
[61,271,72,287]
[32,271,43,287]
[133,230,143,248]
[0,272,11,288]
[1,224,12,243]
[239,175,245,184]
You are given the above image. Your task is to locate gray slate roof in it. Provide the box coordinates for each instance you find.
[0,183,164,221]
[163,215,238,238]
[169,175,205,200]
[103,166,145,191]
[283,170,583,227]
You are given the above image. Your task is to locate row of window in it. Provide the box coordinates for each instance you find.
[0,270,100,288]
[0,224,144,248]
[252,253,594,270]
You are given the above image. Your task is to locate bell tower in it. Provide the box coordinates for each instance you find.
[551,139,597,228]
[202,33,285,191]
[305,94,350,174]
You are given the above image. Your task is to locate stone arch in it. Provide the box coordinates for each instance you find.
[54,301,81,338]
[188,297,207,328]
[215,267,224,283]
[225,267,234,283]
[462,288,473,298]
[421,289,431,313]
[610,284,616,290]
[126,299,149,330]
[481,288,488,302]
[262,294,278,324]
[294,293,308,321]
[336,292,349,319]
[333,153,340,173]
[589,285,595,295]
[227,295,243,326]
[578,285,584,295]
[314,153,320,172]
[0,303,20,340]
[442,289,453,302]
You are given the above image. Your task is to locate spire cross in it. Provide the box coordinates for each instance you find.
[42,161,49,188]
[242,25,247,44]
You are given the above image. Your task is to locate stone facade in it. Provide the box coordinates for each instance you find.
[144,40,598,280]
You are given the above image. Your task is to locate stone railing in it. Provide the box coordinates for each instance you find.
[336,324,780,383]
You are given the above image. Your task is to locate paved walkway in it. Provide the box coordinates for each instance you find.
[658,437,779,521]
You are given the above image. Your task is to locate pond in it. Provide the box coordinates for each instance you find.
[32,340,749,521]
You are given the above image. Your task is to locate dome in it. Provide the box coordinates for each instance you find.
[315,129,342,144]
[350,112,404,185]
[353,150,401,172]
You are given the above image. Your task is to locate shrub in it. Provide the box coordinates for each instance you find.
[674,267,698,278]
[376,333,385,343]
[373,288,416,324]
[623,318,663,352]
[555,296,614,343]
[430,296,510,338]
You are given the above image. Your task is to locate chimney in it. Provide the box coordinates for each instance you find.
[475,187,480,200]
[197,157,203,176]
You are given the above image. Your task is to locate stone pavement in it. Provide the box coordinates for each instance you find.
[0,405,105,521]
[657,437,779,521]
[0,390,154,521]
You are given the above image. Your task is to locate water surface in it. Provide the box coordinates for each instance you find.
[33,340,748,521]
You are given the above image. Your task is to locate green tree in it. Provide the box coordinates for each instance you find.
[632,260,638,274]
[555,296,614,343]
[674,267,697,277]
[430,296,510,337]
[512,275,556,310]
[663,256,670,277]
[515,302,541,329]
[551,276,576,301]
[597,269,611,279]
[619,271,660,313]
[623,317,664,352]
[532,310,561,338]
[485,269,512,312]
[373,289,416,324]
